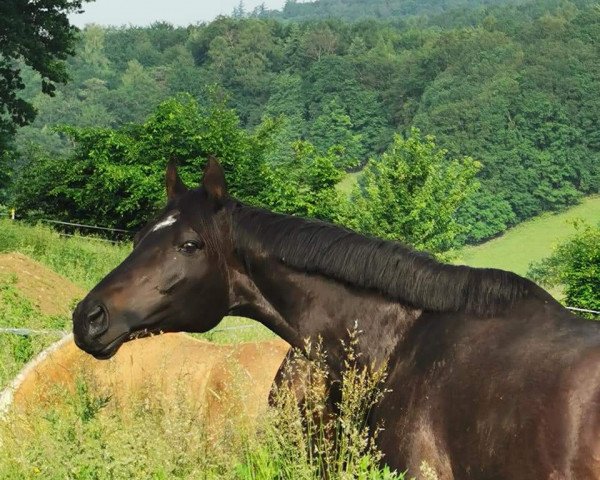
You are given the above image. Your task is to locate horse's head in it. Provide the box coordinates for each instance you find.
[73,158,233,359]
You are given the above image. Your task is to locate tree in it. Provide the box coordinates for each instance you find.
[341,129,481,254]
[309,99,363,170]
[0,0,90,147]
[528,222,600,315]
[12,94,265,229]
[256,139,345,220]
[103,60,166,124]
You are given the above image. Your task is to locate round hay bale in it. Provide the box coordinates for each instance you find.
[0,333,289,426]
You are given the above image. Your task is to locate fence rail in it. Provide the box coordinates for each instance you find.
[1,308,598,339]
[1,213,134,243]
[0,213,597,338]
[566,307,600,315]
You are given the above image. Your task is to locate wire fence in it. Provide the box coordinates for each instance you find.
[0,307,598,339]
[0,213,134,243]
[0,323,261,338]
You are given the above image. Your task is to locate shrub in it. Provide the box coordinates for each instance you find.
[528,221,600,316]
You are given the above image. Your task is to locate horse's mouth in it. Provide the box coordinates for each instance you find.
[126,327,166,342]
[89,327,166,360]
[90,332,129,360]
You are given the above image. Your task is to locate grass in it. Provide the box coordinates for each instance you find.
[458,196,600,276]
[0,274,68,388]
[0,219,130,290]
[0,333,406,480]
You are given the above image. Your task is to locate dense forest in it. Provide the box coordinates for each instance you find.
[4,0,600,248]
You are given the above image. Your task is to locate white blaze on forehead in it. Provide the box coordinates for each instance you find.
[151,213,178,233]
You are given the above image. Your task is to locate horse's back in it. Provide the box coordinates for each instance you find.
[379,301,600,479]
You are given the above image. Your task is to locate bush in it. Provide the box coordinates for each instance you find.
[341,129,481,254]
[528,221,600,315]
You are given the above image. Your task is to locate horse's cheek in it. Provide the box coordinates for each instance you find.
[156,260,187,294]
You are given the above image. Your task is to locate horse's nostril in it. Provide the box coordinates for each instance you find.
[85,303,109,338]
[87,305,105,324]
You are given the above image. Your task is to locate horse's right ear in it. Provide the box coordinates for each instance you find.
[165,159,188,200]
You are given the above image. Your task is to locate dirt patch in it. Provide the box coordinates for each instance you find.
[0,253,84,316]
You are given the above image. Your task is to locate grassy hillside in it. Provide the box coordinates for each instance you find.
[458,196,600,276]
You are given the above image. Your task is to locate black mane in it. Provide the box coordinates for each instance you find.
[230,204,533,317]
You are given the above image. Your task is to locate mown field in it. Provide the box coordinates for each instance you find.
[458,195,600,276]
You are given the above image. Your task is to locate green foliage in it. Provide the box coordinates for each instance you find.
[13,95,264,229]
[12,94,347,231]
[258,0,547,22]
[309,99,363,170]
[343,129,481,253]
[528,222,600,313]
[456,189,516,243]
[7,0,600,245]
[0,0,90,148]
[257,140,345,220]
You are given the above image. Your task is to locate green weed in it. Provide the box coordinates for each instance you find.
[0,274,67,388]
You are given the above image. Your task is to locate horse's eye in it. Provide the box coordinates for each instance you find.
[178,241,202,254]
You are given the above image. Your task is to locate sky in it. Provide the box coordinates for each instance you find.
[69,0,288,27]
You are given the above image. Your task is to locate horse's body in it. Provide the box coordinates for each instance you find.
[73,159,600,479]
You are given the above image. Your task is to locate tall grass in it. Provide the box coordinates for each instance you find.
[0,332,405,480]
[250,330,400,479]
[0,219,129,289]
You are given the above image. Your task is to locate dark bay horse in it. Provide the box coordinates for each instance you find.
[73,159,600,479]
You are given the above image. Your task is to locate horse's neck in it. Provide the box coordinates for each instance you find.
[229,254,422,370]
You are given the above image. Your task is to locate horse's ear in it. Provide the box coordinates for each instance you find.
[202,156,228,202]
[166,159,188,200]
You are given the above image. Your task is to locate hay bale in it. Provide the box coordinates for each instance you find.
[0,333,289,425]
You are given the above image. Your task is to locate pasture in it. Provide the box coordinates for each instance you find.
[458,195,600,276]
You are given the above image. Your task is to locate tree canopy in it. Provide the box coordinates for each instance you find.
[0,0,89,148]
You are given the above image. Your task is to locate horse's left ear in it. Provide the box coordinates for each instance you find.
[202,156,228,202]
